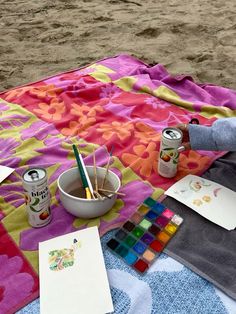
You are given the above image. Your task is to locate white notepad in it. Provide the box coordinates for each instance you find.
[39,227,114,314]
[165,174,236,230]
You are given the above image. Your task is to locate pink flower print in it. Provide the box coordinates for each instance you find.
[0,181,25,209]
[0,138,20,159]
[145,96,171,109]
[77,67,94,75]
[0,102,10,112]
[21,120,58,141]
[99,84,120,99]
[0,255,34,314]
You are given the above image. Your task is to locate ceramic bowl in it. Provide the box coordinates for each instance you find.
[57,166,121,218]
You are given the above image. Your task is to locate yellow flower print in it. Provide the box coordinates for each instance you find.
[202,195,211,203]
[134,122,161,144]
[30,84,61,98]
[97,121,133,141]
[122,142,158,177]
[193,199,203,206]
[33,98,65,121]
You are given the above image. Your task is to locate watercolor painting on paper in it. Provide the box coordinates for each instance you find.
[165,175,236,230]
[39,227,113,314]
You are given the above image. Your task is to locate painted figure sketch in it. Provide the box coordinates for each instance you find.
[165,174,236,230]
[48,238,81,271]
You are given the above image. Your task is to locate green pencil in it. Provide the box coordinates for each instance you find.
[72,144,92,199]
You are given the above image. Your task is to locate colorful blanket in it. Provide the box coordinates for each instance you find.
[1,54,236,313]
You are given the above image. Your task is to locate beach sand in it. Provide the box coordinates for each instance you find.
[0,0,236,91]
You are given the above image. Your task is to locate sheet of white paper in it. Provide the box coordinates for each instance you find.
[39,227,114,314]
[165,174,236,230]
[0,165,14,183]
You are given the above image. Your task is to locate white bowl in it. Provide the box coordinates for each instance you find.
[57,166,121,218]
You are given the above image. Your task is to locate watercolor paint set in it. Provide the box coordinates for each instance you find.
[106,197,183,274]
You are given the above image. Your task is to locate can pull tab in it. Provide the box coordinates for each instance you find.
[177,145,186,153]
[28,170,39,180]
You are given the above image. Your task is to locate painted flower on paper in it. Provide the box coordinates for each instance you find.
[122,142,158,177]
[202,195,211,203]
[29,84,61,98]
[97,121,134,141]
[176,151,211,180]
[193,199,203,206]
[48,239,81,271]
[33,98,65,121]
[0,255,34,314]
[134,122,161,144]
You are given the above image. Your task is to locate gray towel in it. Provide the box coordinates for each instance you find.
[163,152,236,300]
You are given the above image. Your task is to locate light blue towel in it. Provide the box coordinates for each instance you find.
[18,231,236,314]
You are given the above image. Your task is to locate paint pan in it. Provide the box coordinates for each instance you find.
[106,197,183,274]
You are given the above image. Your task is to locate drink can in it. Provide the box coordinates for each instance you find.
[22,167,51,228]
[158,127,183,178]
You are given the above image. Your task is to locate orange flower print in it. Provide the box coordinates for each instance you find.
[122,142,158,177]
[71,103,103,120]
[134,122,161,144]
[61,120,92,137]
[30,84,61,98]
[61,121,80,136]
[33,98,65,121]
[4,86,32,101]
[176,151,211,180]
[97,121,133,141]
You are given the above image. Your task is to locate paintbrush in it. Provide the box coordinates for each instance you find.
[92,147,103,199]
[98,188,125,196]
[101,146,113,189]
[99,191,112,199]
[78,149,95,199]
[72,144,92,200]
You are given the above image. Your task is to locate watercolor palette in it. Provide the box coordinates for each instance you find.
[106,197,183,274]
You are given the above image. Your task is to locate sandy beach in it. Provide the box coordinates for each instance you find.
[0,0,236,92]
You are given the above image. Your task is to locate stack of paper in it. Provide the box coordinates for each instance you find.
[39,227,114,314]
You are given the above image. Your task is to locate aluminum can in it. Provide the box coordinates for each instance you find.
[158,127,183,178]
[22,167,51,227]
